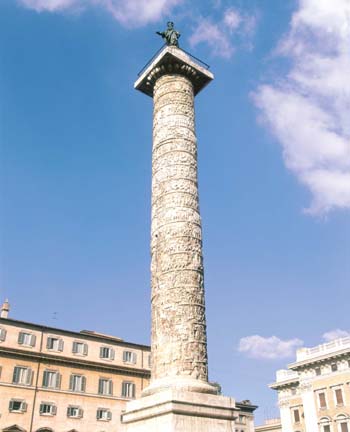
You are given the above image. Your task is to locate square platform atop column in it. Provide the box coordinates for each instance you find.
[135,46,214,97]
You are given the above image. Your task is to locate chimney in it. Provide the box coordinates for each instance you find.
[0,299,10,319]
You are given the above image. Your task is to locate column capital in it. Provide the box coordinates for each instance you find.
[134,46,214,97]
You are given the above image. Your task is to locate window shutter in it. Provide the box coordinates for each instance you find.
[107,410,112,420]
[99,347,103,358]
[109,380,113,396]
[83,343,88,355]
[22,402,28,412]
[132,353,137,364]
[82,376,86,392]
[52,404,57,415]
[98,379,103,394]
[46,337,51,349]
[69,374,74,391]
[123,351,127,362]
[39,403,44,414]
[67,406,71,416]
[72,342,77,353]
[26,368,33,386]
[110,348,115,360]
[30,334,36,347]
[13,367,19,383]
[42,370,48,387]
[0,328,6,341]
[56,373,62,389]
[78,408,84,418]
[18,332,24,344]
[9,400,15,411]
[96,409,101,420]
[132,383,136,398]
[58,339,64,352]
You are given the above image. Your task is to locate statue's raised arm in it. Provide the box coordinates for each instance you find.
[156,21,180,47]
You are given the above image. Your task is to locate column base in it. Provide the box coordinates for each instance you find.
[121,389,237,432]
[142,376,218,396]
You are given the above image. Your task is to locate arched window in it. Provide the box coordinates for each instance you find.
[3,426,27,432]
[335,414,350,432]
[319,416,332,432]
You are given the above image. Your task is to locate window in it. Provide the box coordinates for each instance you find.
[9,399,27,413]
[123,351,137,364]
[315,367,321,376]
[69,374,86,392]
[42,370,61,389]
[67,405,83,418]
[293,409,301,423]
[335,388,344,405]
[18,332,36,347]
[291,388,297,395]
[0,327,7,341]
[100,346,114,360]
[98,378,113,396]
[39,403,57,416]
[12,366,33,385]
[96,408,112,421]
[238,415,246,424]
[318,392,327,409]
[46,337,63,351]
[72,341,88,356]
[331,363,338,372]
[324,426,331,432]
[340,423,349,432]
[122,381,135,398]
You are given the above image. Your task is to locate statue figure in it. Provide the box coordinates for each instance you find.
[156,21,180,47]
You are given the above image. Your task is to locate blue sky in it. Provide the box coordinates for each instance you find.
[1,0,349,424]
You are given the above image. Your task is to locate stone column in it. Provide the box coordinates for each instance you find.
[122,46,239,432]
[148,72,214,394]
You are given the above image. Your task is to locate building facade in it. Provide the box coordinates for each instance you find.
[271,337,350,432]
[255,418,282,432]
[0,302,151,432]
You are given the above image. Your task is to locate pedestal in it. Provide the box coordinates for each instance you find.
[121,389,237,432]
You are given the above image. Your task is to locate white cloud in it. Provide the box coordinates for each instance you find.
[323,329,350,341]
[253,0,350,215]
[223,8,242,32]
[189,7,257,59]
[17,0,183,27]
[189,17,235,59]
[238,335,304,360]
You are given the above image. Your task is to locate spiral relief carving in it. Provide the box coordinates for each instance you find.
[151,74,209,383]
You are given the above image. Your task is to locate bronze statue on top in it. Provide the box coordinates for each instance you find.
[156,21,180,47]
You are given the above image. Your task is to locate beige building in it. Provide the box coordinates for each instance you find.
[271,337,350,432]
[256,418,282,432]
[0,301,151,432]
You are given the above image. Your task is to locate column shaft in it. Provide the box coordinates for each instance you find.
[150,74,208,388]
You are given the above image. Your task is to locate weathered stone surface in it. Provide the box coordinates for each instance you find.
[121,389,237,432]
[150,74,210,388]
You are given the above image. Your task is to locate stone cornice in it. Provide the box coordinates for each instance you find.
[288,349,350,370]
[0,346,151,378]
[0,317,150,351]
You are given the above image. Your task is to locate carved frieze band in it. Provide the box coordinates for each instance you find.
[150,74,209,382]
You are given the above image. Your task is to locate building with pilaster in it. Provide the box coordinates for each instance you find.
[271,337,350,432]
